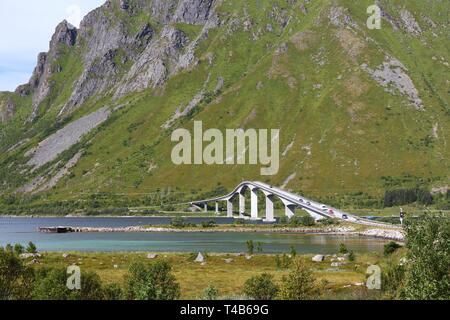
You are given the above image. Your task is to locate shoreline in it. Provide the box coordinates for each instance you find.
[39,225,405,241]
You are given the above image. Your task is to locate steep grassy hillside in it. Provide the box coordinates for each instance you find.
[0,0,448,211]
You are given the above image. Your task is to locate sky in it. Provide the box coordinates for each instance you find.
[0,0,105,91]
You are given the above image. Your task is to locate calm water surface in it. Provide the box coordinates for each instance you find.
[0,217,389,253]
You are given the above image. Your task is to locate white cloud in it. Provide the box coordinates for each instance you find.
[0,0,105,91]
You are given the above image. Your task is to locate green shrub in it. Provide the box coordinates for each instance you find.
[171,217,186,228]
[202,285,219,300]
[246,240,254,255]
[275,254,292,269]
[26,241,37,254]
[384,241,402,256]
[102,283,123,300]
[279,259,318,300]
[402,215,450,299]
[301,216,316,226]
[125,260,180,300]
[338,243,348,254]
[0,247,34,300]
[201,220,217,228]
[382,262,406,298]
[243,273,279,300]
[348,251,355,262]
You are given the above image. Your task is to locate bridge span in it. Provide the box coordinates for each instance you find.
[190,181,391,227]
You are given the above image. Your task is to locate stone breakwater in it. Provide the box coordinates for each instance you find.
[38,225,405,241]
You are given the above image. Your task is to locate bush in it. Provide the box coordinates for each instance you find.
[382,262,406,298]
[243,273,279,300]
[275,254,292,269]
[26,241,37,254]
[202,285,219,300]
[103,283,123,300]
[338,243,348,254]
[32,267,104,300]
[348,251,355,262]
[125,260,180,300]
[246,240,254,255]
[13,244,24,255]
[384,241,402,256]
[171,217,186,228]
[201,220,217,228]
[301,216,316,226]
[402,215,450,299]
[0,247,34,300]
[279,259,318,300]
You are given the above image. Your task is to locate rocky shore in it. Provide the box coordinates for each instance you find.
[38,225,405,241]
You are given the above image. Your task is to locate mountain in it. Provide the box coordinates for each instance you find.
[0,0,449,210]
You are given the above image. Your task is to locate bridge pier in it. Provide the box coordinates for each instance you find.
[226,199,233,218]
[215,202,219,215]
[280,198,296,219]
[250,187,259,220]
[263,191,276,222]
[239,192,246,216]
[204,203,208,213]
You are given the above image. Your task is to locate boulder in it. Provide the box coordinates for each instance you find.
[195,252,205,263]
[62,253,70,258]
[147,254,158,259]
[245,255,253,260]
[312,255,325,262]
[224,258,234,264]
[19,253,41,259]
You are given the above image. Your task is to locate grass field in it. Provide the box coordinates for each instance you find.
[34,250,401,299]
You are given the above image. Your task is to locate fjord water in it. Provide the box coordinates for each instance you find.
[0,217,389,253]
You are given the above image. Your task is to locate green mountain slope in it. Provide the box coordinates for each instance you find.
[0,0,449,211]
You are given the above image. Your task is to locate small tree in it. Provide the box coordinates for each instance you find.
[338,243,348,254]
[301,216,316,227]
[0,247,34,300]
[202,285,219,300]
[26,242,37,254]
[401,215,450,300]
[126,260,180,300]
[243,273,279,300]
[279,259,318,300]
[246,240,254,255]
[102,283,123,300]
[348,251,355,262]
[290,246,297,257]
[33,267,104,300]
[384,241,402,256]
[13,244,24,255]
[256,242,263,253]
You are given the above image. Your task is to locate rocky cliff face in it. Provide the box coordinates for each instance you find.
[25,21,78,121]
[57,0,217,116]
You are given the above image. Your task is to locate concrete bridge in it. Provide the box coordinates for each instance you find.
[190,181,365,223]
